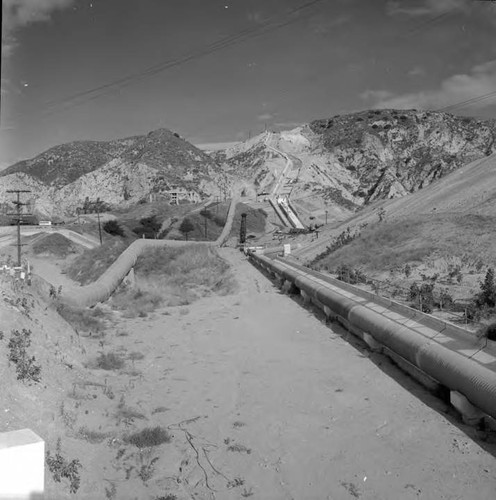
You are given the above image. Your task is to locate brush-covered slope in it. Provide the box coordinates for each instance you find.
[0,129,224,217]
[218,110,496,225]
[297,152,496,272]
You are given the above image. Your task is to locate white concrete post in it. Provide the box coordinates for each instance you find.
[0,429,44,499]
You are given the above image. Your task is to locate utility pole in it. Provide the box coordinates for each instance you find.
[203,210,209,239]
[96,204,103,245]
[240,213,247,244]
[7,189,32,267]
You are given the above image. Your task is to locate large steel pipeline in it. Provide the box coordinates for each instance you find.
[249,252,496,420]
[58,195,239,308]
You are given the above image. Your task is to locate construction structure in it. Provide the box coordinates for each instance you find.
[164,187,202,204]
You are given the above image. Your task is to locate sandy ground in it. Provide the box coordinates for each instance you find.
[82,248,495,499]
[2,246,496,499]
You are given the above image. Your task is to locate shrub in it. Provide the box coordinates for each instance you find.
[110,287,163,317]
[437,288,454,310]
[124,427,171,448]
[133,216,162,239]
[409,283,434,313]
[335,264,366,285]
[57,304,107,333]
[478,322,496,341]
[179,218,195,240]
[7,328,41,383]
[46,439,82,494]
[103,220,125,237]
[478,268,496,308]
[94,352,124,370]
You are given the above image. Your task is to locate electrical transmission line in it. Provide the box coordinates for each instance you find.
[41,0,326,116]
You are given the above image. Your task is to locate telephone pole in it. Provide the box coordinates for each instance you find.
[96,204,103,245]
[7,189,32,267]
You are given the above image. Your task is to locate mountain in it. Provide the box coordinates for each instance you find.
[1,110,495,221]
[0,129,226,217]
[218,110,496,225]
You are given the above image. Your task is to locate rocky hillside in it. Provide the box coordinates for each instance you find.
[310,109,496,203]
[218,110,496,224]
[0,129,225,217]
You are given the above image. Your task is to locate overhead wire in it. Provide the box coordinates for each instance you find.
[41,0,327,115]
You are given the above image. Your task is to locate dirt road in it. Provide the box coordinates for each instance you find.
[94,247,495,499]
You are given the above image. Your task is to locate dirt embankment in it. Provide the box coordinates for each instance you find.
[1,248,495,499]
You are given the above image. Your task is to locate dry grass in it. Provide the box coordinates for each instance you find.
[65,239,131,285]
[90,352,125,371]
[135,244,237,295]
[110,245,237,313]
[176,202,266,241]
[32,233,80,257]
[313,217,434,273]
[110,287,163,318]
[124,427,171,448]
[56,304,108,333]
[76,426,114,444]
[312,213,496,275]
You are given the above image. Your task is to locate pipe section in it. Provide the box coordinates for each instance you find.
[248,252,496,420]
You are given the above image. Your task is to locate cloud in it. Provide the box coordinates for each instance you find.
[360,90,395,102]
[274,121,304,128]
[257,113,273,121]
[363,59,496,111]
[2,0,75,56]
[408,66,426,77]
[386,0,470,16]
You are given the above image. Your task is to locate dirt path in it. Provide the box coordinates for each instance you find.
[96,248,495,499]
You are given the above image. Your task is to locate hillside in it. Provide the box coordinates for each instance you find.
[287,152,496,318]
[218,110,496,226]
[310,109,496,203]
[2,110,495,223]
[0,129,228,217]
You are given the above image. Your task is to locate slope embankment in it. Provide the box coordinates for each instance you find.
[53,195,239,308]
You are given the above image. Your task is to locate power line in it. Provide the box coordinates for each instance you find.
[436,89,496,112]
[41,0,326,116]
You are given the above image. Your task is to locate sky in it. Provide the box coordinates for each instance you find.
[1,0,496,166]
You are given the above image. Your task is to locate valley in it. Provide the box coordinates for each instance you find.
[1,109,496,499]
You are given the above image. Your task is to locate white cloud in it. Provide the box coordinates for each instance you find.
[386,0,470,16]
[408,66,426,77]
[360,90,395,102]
[257,113,273,121]
[2,0,75,56]
[365,59,496,111]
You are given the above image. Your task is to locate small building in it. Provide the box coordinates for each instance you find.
[164,187,202,204]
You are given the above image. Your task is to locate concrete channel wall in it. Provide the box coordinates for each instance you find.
[248,251,496,422]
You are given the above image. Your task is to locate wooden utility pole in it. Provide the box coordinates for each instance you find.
[239,213,247,244]
[96,205,103,245]
[7,189,32,267]
[203,211,208,239]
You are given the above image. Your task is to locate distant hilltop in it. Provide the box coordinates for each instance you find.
[1,109,495,220]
